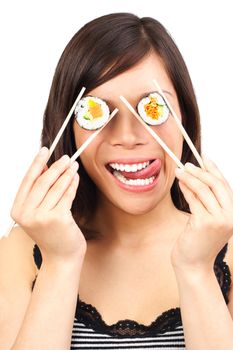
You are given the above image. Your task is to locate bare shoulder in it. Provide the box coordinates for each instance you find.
[0,225,37,298]
[0,226,38,348]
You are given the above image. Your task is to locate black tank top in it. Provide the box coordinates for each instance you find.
[32,243,232,349]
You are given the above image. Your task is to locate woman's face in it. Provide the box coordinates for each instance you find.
[73,53,183,215]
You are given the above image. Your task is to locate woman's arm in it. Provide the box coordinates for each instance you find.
[5,148,87,349]
[0,226,86,350]
[174,266,233,350]
[172,157,233,349]
[11,254,85,350]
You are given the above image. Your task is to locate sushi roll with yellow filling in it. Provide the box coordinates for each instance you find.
[74,96,110,130]
[137,92,169,125]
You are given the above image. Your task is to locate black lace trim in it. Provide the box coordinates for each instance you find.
[213,242,232,304]
[214,261,231,304]
[32,243,232,336]
[76,297,182,337]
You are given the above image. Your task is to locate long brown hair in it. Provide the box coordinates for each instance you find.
[41,13,201,240]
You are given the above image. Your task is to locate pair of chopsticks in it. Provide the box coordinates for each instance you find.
[4,87,117,237]
[4,79,203,238]
[48,87,118,162]
[120,78,205,170]
[49,88,118,161]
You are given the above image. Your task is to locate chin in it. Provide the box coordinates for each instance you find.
[111,195,166,216]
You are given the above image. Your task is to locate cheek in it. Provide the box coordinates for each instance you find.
[73,123,94,173]
[165,126,183,156]
[152,118,183,171]
[73,128,103,179]
[154,118,183,150]
[73,122,105,177]
[153,120,183,190]
[78,151,99,190]
[73,123,91,149]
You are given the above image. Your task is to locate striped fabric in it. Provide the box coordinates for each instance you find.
[31,242,231,350]
[71,320,186,349]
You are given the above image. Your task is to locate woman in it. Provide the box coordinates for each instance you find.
[1,13,233,349]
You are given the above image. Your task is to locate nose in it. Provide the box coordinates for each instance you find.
[107,104,148,149]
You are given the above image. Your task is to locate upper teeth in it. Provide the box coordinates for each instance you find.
[109,161,150,172]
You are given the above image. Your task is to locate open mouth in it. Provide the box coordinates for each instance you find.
[105,159,162,187]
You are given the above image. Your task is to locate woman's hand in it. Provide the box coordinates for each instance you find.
[10,147,87,264]
[171,157,233,272]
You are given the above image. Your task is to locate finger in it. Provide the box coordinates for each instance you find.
[13,147,50,208]
[26,155,71,208]
[184,162,233,209]
[56,173,80,212]
[41,162,79,210]
[178,180,205,216]
[175,168,220,215]
[42,164,49,174]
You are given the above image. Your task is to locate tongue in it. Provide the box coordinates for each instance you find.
[118,159,161,179]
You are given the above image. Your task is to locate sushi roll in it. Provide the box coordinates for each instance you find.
[137,92,169,126]
[74,96,110,130]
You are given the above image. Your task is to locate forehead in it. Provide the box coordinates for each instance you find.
[89,53,176,102]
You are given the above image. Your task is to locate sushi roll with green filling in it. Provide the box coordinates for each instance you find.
[137,92,169,126]
[74,96,110,130]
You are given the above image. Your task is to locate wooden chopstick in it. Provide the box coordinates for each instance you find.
[71,108,118,161]
[120,95,184,169]
[49,87,86,156]
[152,78,205,169]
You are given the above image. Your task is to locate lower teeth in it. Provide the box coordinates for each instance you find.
[113,170,156,186]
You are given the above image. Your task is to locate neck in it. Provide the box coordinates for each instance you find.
[91,192,188,248]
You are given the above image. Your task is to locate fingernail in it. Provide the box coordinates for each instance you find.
[71,161,79,171]
[175,167,184,175]
[39,146,48,156]
[60,155,70,163]
[185,162,195,169]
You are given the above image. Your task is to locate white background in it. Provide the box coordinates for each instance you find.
[0,1,232,237]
